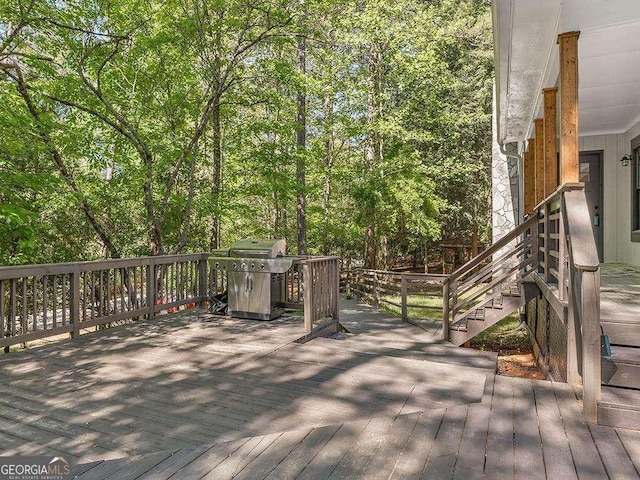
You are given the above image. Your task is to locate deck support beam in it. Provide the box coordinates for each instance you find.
[534,118,545,205]
[543,87,558,196]
[524,139,535,215]
[558,32,580,184]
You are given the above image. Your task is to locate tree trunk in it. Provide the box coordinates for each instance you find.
[12,66,122,259]
[364,48,381,269]
[296,32,307,255]
[322,93,334,220]
[209,97,222,250]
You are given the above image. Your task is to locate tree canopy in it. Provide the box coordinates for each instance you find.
[0,0,493,268]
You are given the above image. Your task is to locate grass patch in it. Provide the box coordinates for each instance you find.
[379,294,444,321]
[470,311,532,355]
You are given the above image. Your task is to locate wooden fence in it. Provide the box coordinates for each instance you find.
[349,269,449,331]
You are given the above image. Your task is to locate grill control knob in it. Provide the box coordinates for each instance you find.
[232,262,237,269]
[251,262,255,269]
[241,262,246,269]
[215,262,220,268]
[261,263,265,270]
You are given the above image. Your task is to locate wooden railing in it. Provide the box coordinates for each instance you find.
[442,215,539,338]
[0,253,342,349]
[349,269,449,332]
[299,257,340,334]
[0,254,209,349]
[533,184,601,422]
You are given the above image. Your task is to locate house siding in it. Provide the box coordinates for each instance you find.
[580,120,640,266]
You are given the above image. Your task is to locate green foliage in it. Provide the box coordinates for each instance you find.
[0,0,494,266]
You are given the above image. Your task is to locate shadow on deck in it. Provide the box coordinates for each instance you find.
[0,298,638,479]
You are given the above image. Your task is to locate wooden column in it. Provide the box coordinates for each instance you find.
[524,139,536,214]
[534,118,545,205]
[543,87,558,196]
[558,31,580,184]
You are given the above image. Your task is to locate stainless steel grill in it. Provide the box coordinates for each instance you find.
[209,239,292,320]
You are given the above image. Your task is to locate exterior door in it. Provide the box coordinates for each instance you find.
[579,152,603,261]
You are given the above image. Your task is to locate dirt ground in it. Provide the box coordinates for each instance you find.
[497,353,546,380]
[470,319,546,380]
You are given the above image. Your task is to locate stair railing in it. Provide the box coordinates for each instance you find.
[557,186,601,422]
[525,183,600,423]
[443,215,539,340]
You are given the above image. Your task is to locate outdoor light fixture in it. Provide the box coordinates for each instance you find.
[621,154,631,167]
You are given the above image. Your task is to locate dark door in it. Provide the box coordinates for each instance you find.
[579,152,603,261]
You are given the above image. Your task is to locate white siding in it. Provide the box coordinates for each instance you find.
[581,119,640,266]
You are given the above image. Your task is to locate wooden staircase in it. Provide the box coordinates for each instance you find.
[444,215,539,347]
[598,314,640,429]
[448,282,534,346]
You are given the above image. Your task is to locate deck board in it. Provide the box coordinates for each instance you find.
[388,410,444,479]
[421,404,469,479]
[0,298,637,478]
[513,377,545,480]
[617,429,640,475]
[532,380,578,480]
[484,375,515,480]
[552,382,608,480]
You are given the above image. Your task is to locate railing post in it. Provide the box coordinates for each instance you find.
[400,275,408,321]
[451,281,458,323]
[581,270,601,423]
[442,279,450,341]
[558,197,567,301]
[198,255,208,307]
[544,202,551,283]
[566,269,580,385]
[532,213,540,272]
[333,259,340,322]
[302,262,313,333]
[373,272,379,308]
[70,266,80,339]
[147,258,155,320]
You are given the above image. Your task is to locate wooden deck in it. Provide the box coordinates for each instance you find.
[599,263,640,428]
[600,263,640,334]
[0,299,638,479]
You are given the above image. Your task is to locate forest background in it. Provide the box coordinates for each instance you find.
[0,0,493,269]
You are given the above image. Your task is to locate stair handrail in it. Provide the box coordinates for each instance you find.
[561,188,601,423]
[448,215,538,283]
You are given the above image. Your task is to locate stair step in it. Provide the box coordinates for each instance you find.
[598,386,640,430]
[451,317,468,332]
[602,346,640,389]
[491,296,504,309]
[312,336,498,372]
[468,308,485,320]
[601,321,640,348]
[448,290,526,346]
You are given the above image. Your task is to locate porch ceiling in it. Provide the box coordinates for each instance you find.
[494,0,640,145]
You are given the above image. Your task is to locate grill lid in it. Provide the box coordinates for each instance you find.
[229,239,286,258]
